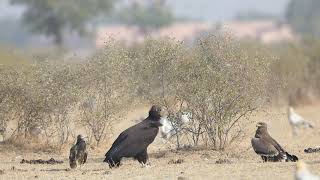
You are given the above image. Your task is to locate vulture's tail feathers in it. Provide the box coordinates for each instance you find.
[103,156,108,163]
[104,149,113,162]
[104,150,121,168]
[286,152,298,162]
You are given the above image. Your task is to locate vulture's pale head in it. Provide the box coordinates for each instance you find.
[256,122,267,128]
[255,122,268,137]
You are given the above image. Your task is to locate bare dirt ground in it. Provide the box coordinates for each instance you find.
[0,104,319,180]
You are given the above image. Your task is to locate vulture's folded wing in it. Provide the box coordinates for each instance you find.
[69,145,77,168]
[105,132,128,157]
[251,137,279,156]
[269,137,286,153]
[69,146,76,161]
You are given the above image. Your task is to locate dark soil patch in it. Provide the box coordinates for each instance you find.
[20,158,63,164]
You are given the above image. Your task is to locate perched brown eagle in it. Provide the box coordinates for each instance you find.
[104,105,164,168]
[251,122,298,162]
[69,135,88,169]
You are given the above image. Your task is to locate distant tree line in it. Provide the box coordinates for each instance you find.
[8,0,175,46]
[286,0,320,38]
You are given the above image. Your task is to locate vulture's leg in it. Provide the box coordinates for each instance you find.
[107,156,121,168]
[83,152,88,164]
[136,149,149,167]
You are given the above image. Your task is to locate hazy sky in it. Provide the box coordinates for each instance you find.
[168,0,290,21]
[0,0,23,18]
[0,0,290,21]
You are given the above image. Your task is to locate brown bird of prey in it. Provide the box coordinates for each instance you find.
[69,135,88,169]
[104,105,164,168]
[251,122,298,162]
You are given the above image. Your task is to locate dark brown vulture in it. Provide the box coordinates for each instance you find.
[69,135,88,169]
[251,122,298,162]
[104,105,163,168]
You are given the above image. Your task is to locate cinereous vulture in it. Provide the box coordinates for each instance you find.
[104,105,164,168]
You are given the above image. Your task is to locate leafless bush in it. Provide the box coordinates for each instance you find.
[270,44,310,104]
[78,43,132,146]
[0,67,23,140]
[129,38,190,148]
[0,36,275,152]
[179,35,272,150]
[130,36,272,150]
[79,94,114,147]
[2,62,82,148]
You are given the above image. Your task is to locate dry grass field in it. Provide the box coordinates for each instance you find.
[0,104,319,180]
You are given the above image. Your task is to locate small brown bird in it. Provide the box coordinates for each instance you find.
[251,122,298,162]
[69,135,88,169]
